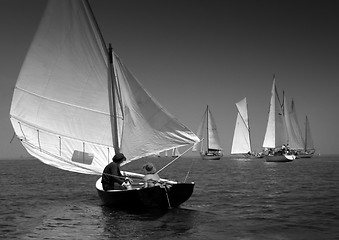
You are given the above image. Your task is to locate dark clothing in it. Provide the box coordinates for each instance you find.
[101,161,124,191]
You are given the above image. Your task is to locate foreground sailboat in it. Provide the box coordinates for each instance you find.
[193,106,223,160]
[231,98,262,158]
[9,0,199,209]
[262,77,296,162]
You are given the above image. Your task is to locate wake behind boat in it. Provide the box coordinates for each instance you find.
[9,0,199,210]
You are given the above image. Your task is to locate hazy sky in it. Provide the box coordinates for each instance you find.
[1,0,339,159]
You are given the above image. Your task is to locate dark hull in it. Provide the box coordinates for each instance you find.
[200,153,222,160]
[96,179,194,209]
[296,153,313,159]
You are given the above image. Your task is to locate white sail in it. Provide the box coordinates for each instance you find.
[288,99,305,150]
[263,78,287,149]
[9,0,199,175]
[192,112,205,152]
[194,106,222,153]
[231,98,251,154]
[207,108,222,151]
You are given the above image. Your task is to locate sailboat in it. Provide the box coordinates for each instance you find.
[193,106,223,160]
[289,100,315,158]
[9,0,200,209]
[231,97,262,158]
[262,77,296,162]
[171,147,180,158]
[297,116,315,158]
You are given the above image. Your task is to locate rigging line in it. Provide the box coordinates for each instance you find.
[164,186,172,209]
[156,144,196,174]
[184,156,197,183]
[9,132,16,144]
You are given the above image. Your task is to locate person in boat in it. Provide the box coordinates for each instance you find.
[101,152,131,191]
[142,162,161,188]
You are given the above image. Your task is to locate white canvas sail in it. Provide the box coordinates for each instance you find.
[263,78,287,149]
[9,0,199,175]
[192,111,205,152]
[231,98,251,154]
[207,108,222,151]
[288,99,305,150]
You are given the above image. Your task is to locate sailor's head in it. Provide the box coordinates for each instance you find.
[112,152,126,163]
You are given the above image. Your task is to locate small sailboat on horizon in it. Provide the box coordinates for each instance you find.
[288,100,315,158]
[297,116,316,158]
[171,147,180,158]
[193,105,223,160]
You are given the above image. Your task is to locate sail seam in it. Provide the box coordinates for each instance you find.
[14,86,123,118]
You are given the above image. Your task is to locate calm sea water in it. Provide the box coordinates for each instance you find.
[1,155,339,240]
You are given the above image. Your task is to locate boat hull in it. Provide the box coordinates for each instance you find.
[96,178,194,209]
[296,152,314,158]
[231,154,263,159]
[265,154,295,162]
[200,153,222,160]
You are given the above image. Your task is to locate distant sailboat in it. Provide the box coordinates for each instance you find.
[231,98,262,158]
[9,0,199,209]
[262,77,296,162]
[193,106,223,160]
[171,147,180,158]
[298,116,315,158]
[289,99,305,151]
[289,100,315,158]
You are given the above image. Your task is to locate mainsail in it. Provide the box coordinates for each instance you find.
[231,98,251,154]
[9,0,199,175]
[262,78,287,149]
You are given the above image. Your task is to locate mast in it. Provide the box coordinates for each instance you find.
[246,99,252,152]
[304,116,308,151]
[206,105,209,151]
[108,44,120,154]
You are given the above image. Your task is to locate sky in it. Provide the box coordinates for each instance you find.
[1,0,339,159]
